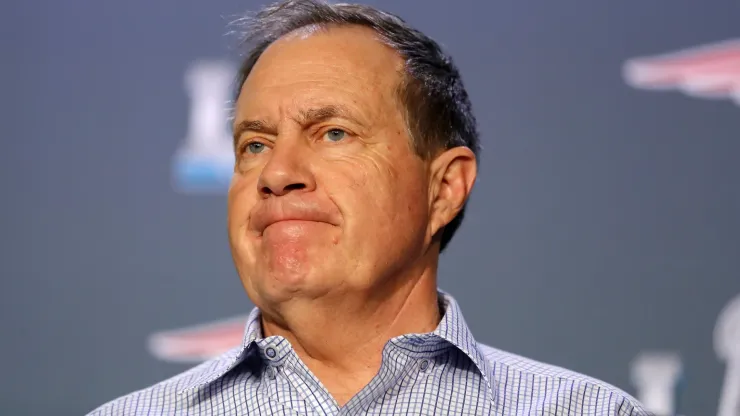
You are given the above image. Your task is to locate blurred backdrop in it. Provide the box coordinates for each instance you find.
[1,0,739,415]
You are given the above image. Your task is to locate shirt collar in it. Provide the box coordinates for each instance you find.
[179,290,498,405]
[432,291,499,405]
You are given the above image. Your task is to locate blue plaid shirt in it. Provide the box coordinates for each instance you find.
[88,292,651,415]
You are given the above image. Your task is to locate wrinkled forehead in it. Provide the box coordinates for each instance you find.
[235,25,406,124]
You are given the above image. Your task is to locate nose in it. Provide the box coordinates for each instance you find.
[257,139,316,197]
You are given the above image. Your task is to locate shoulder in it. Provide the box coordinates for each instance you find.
[85,347,242,416]
[476,343,653,416]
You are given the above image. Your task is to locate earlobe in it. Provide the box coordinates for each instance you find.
[428,147,477,236]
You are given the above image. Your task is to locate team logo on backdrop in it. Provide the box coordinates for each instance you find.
[171,60,236,193]
[148,314,248,363]
[623,39,740,105]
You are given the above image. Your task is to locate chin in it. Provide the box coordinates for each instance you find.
[236,239,346,301]
[245,261,337,303]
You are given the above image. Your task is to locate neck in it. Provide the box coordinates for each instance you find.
[260,265,441,406]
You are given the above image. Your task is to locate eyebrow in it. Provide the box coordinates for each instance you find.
[232,119,278,147]
[232,104,366,146]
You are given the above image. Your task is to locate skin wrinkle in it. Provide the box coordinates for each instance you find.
[227,25,476,406]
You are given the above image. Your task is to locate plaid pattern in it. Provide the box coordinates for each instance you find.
[88,292,651,415]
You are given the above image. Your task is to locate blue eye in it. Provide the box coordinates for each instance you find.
[246,142,266,154]
[325,129,346,142]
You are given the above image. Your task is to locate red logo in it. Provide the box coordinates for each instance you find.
[623,38,740,104]
[147,315,247,363]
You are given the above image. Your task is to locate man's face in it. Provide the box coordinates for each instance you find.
[228,26,433,307]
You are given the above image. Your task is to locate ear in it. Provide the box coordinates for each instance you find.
[428,147,477,238]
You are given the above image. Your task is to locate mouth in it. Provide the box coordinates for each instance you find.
[264,219,328,229]
[256,219,335,241]
[248,197,341,236]
[254,215,339,236]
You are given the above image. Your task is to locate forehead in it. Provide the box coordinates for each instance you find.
[236,25,405,121]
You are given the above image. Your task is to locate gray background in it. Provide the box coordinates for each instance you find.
[2,0,738,415]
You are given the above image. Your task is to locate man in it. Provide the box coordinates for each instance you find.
[89,0,651,415]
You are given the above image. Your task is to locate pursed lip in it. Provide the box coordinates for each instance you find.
[248,197,340,235]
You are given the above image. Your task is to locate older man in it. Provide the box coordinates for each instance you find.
[89,1,650,415]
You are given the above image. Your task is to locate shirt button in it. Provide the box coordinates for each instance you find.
[265,347,277,359]
[419,359,430,372]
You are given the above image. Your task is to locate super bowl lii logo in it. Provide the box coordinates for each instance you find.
[629,294,740,416]
[172,60,236,193]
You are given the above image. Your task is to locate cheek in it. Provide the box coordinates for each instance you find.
[326,152,428,236]
[227,174,257,232]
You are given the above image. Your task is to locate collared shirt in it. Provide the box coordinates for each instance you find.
[88,292,651,415]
